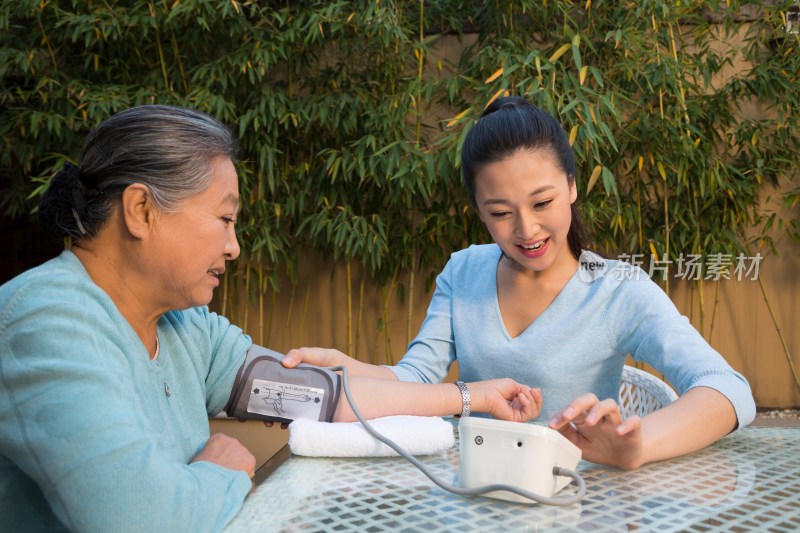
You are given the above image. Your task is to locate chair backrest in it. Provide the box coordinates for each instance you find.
[618,365,678,418]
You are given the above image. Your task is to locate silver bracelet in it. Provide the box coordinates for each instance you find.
[455,381,471,417]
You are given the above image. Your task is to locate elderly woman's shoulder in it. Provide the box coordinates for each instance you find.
[0,252,97,320]
[2,250,76,284]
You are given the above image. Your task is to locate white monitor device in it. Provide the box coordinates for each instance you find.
[458,416,582,504]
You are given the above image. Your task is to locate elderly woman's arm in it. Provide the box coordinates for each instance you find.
[0,283,251,533]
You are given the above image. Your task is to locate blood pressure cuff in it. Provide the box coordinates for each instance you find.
[224,345,341,424]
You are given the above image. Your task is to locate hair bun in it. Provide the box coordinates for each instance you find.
[38,162,88,240]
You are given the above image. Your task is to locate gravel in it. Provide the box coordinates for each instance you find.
[753,408,800,427]
[757,409,800,419]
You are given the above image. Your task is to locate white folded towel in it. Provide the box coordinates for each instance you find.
[288,415,455,457]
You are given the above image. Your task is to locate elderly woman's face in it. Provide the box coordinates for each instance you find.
[149,156,240,309]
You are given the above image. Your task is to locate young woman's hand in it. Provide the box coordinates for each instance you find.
[547,393,644,469]
[282,346,398,380]
[282,347,350,368]
[468,379,542,422]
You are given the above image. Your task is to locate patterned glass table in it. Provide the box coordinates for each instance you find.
[225,423,799,532]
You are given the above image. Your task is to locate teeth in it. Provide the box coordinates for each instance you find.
[522,240,545,251]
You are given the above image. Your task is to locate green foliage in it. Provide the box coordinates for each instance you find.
[2,0,799,297]
[434,0,800,262]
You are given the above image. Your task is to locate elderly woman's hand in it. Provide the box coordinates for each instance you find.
[191,433,257,479]
[468,379,542,422]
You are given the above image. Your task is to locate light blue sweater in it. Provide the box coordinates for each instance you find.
[0,251,253,532]
[390,244,756,426]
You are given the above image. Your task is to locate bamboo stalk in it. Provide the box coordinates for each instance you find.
[383,294,393,365]
[267,288,277,347]
[708,279,721,340]
[282,281,297,351]
[287,48,293,98]
[229,269,239,326]
[36,17,58,73]
[346,261,353,356]
[169,29,189,94]
[221,268,230,318]
[149,3,171,92]
[406,254,416,347]
[663,178,670,296]
[668,24,691,132]
[382,268,399,365]
[374,286,385,365]
[758,277,800,395]
[407,0,423,356]
[636,176,643,251]
[414,0,424,145]
[355,276,365,362]
[298,279,312,344]
[696,278,706,339]
[258,267,264,346]
[243,262,251,334]
[693,194,703,337]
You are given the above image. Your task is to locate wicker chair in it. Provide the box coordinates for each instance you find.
[618,365,678,419]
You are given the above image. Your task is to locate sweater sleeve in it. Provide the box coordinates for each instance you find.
[169,306,251,416]
[604,265,756,428]
[0,280,251,533]
[388,258,457,383]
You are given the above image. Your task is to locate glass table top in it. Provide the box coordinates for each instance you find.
[225,423,800,532]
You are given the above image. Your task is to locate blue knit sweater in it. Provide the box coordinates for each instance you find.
[0,251,252,532]
[390,244,756,426]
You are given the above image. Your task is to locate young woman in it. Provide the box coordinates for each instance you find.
[284,95,756,470]
[0,105,539,532]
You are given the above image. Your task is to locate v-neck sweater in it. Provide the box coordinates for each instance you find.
[389,244,756,426]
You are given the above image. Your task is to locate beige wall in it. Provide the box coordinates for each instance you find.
[668,239,800,408]
[210,27,800,466]
[212,237,799,469]
[223,234,799,406]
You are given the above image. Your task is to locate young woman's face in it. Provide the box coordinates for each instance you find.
[474,148,577,276]
[149,156,241,309]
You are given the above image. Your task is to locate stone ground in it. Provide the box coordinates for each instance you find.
[752,408,800,427]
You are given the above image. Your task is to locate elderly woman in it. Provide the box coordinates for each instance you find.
[0,105,540,532]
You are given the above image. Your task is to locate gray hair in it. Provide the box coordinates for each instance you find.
[38,105,237,240]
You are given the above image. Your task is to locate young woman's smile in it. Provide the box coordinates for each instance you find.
[474,149,577,277]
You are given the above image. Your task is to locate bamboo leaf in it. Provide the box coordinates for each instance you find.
[484,88,509,109]
[484,67,503,84]
[586,164,602,195]
[601,166,619,199]
[446,108,470,127]
[549,43,570,63]
[569,125,579,147]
